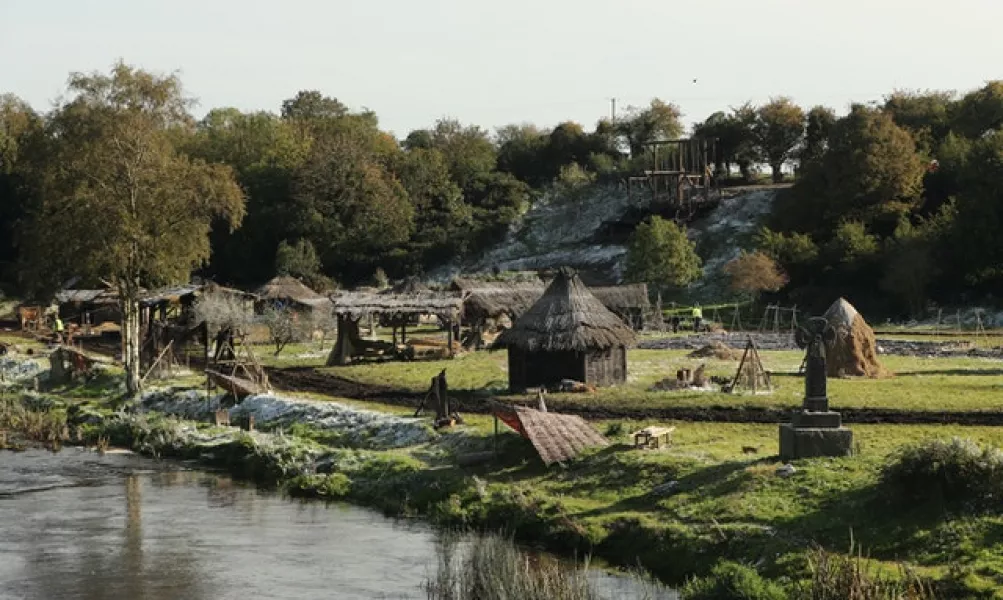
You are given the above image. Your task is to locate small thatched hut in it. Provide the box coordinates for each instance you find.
[494,267,636,391]
[254,276,331,312]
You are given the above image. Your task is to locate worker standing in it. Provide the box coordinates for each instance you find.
[54,315,65,344]
[691,304,703,332]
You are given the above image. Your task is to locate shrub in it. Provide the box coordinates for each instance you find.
[880,437,1003,509]
[681,561,786,600]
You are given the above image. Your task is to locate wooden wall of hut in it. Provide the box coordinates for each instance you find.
[506,346,627,391]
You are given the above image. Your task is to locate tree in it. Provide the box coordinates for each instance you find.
[753,98,805,183]
[618,99,683,157]
[184,108,310,285]
[723,251,788,299]
[260,305,305,356]
[952,81,1003,139]
[18,63,245,395]
[883,90,955,153]
[693,109,757,177]
[496,123,550,186]
[393,147,470,268]
[290,134,413,281]
[426,118,497,191]
[275,238,333,291]
[772,105,924,236]
[281,90,348,121]
[800,106,836,166]
[624,216,702,289]
[0,95,40,280]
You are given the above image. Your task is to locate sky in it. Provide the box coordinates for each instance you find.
[3,0,1003,139]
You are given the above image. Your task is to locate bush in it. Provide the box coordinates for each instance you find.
[681,561,786,600]
[880,437,1003,509]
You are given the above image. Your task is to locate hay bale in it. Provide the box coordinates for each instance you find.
[822,298,889,378]
[687,341,740,360]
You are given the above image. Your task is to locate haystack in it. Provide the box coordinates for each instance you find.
[822,298,888,378]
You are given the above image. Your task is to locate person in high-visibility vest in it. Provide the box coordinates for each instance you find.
[691,305,703,332]
[54,316,65,344]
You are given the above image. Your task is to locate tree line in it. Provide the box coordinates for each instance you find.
[4,63,1003,321]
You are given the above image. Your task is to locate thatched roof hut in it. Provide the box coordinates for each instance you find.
[254,276,331,311]
[452,275,650,330]
[494,267,636,391]
[452,277,546,325]
[591,283,651,329]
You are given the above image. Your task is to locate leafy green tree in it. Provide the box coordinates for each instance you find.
[495,123,550,186]
[618,99,683,157]
[426,118,497,190]
[952,81,1003,139]
[773,105,924,236]
[19,63,245,395]
[393,146,470,268]
[185,108,310,284]
[291,135,413,281]
[946,131,1003,289]
[828,221,879,264]
[800,106,836,166]
[281,90,348,121]
[275,238,332,291]
[624,216,701,289]
[465,171,530,245]
[693,109,756,177]
[0,95,40,280]
[753,97,805,183]
[883,90,955,153]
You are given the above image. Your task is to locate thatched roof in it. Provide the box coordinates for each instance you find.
[493,267,637,352]
[452,277,547,322]
[453,276,650,324]
[591,283,651,313]
[330,291,463,320]
[255,276,329,309]
[494,404,608,465]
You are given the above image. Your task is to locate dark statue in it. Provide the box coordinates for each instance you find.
[794,317,836,412]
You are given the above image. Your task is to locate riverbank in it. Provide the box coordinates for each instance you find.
[3,344,1003,598]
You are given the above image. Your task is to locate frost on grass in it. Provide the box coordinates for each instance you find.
[140,389,433,449]
[0,356,44,383]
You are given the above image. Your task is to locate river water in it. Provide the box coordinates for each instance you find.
[0,449,674,600]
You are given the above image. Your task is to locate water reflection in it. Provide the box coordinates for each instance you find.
[0,450,673,600]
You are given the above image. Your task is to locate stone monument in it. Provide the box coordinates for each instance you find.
[779,316,853,460]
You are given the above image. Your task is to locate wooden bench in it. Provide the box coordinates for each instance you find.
[633,426,676,449]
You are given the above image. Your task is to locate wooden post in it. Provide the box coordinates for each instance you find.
[402,322,407,346]
[392,325,397,347]
[493,414,499,458]
[446,319,454,358]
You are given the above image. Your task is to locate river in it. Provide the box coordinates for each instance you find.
[0,449,675,600]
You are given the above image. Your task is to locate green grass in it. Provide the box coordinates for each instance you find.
[281,348,1003,415]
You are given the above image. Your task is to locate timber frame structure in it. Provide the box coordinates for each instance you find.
[326,291,464,365]
[628,138,721,221]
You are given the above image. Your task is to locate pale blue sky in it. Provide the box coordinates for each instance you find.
[2,0,1001,138]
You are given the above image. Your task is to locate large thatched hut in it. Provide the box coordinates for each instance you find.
[494,267,636,391]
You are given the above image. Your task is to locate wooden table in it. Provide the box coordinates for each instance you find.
[633,426,676,449]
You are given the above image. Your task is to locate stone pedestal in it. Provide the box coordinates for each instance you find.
[779,417,853,460]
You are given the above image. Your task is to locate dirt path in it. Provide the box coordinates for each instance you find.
[267,366,1003,426]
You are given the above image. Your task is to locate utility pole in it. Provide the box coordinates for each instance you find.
[610,97,616,122]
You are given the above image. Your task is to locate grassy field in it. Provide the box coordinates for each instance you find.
[8,329,1003,594]
[258,344,1003,415]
